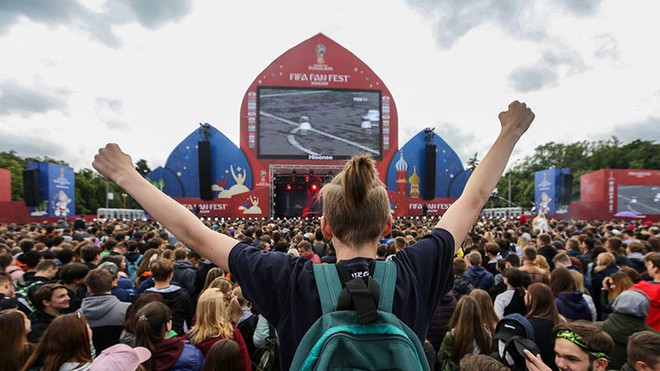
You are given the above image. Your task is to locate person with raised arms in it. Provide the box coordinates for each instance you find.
[93,101,535,370]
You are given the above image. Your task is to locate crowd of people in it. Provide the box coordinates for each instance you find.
[0,214,658,370]
[0,101,659,371]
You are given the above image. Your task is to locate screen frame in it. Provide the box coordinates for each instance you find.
[256,86,383,160]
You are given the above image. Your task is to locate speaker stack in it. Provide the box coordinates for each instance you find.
[198,141,213,200]
[423,145,436,200]
[23,169,40,207]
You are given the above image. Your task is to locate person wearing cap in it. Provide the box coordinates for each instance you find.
[595,290,657,369]
[91,343,151,371]
[98,260,131,303]
[79,267,131,353]
[525,321,613,371]
[491,313,535,364]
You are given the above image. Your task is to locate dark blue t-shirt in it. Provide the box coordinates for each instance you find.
[229,228,455,369]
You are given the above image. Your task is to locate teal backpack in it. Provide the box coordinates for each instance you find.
[290,260,431,371]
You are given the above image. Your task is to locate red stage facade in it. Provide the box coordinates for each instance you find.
[570,169,660,221]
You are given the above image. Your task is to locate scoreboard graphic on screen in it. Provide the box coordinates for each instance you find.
[257,87,382,160]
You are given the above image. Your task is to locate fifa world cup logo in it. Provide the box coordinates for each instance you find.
[315,44,326,64]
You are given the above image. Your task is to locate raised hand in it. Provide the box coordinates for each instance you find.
[93,143,137,185]
[92,142,238,271]
[498,101,535,137]
[524,349,552,371]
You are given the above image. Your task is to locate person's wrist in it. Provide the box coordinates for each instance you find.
[499,126,525,141]
[115,167,139,189]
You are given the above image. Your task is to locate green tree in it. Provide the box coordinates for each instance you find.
[466,153,480,171]
[495,137,660,210]
[0,151,26,201]
[135,159,151,177]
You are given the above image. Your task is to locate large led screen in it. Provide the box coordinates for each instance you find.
[257,87,382,160]
[617,185,660,214]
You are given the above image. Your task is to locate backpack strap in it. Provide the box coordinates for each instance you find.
[313,263,343,314]
[373,260,396,312]
[313,260,397,315]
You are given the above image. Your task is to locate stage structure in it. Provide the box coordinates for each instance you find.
[569,169,660,221]
[145,33,471,218]
[23,162,76,218]
[534,168,572,216]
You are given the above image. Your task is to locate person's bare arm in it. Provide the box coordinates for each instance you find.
[437,101,535,252]
[93,144,238,271]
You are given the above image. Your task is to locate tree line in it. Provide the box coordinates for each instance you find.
[0,137,657,215]
[489,138,659,209]
[0,151,151,215]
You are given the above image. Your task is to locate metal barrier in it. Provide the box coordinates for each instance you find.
[96,208,147,221]
[481,207,523,218]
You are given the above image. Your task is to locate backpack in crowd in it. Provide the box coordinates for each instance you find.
[125,255,143,282]
[252,320,280,371]
[15,278,47,313]
[290,260,430,371]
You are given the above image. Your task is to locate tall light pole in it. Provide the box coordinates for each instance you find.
[507,159,521,209]
[508,173,512,208]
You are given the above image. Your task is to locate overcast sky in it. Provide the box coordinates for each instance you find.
[1,0,658,171]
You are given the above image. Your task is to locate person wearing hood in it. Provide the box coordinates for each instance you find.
[464,251,494,291]
[595,290,657,369]
[551,268,592,322]
[631,252,660,330]
[143,258,193,336]
[134,301,203,371]
[79,267,130,353]
[172,247,197,298]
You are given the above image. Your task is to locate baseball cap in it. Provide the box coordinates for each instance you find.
[91,343,151,371]
[503,336,541,370]
[494,314,535,342]
[97,262,119,277]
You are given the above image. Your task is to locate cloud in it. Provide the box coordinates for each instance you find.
[0,128,72,161]
[599,117,660,143]
[508,66,557,92]
[0,0,192,48]
[117,0,192,29]
[593,34,621,61]
[406,0,604,49]
[0,81,69,117]
[406,0,538,48]
[555,0,603,16]
[95,97,129,131]
[508,43,588,92]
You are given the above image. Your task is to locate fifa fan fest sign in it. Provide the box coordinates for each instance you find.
[144,34,470,218]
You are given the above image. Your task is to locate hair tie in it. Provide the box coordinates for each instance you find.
[138,315,148,322]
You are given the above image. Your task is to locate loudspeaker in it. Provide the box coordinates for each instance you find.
[198,141,213,200]
[23,169,40,207]
[559,173,573,205]
[423,145,436,200]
